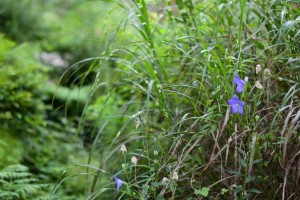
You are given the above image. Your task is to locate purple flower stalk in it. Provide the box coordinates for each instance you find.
[234,75,245,93]
[228,94,245,115]
[114,176,123,193]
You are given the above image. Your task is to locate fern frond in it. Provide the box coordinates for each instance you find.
[3,164,29,172]
[0,190,19,200]
[0,164,49,199]
[0,172,31,180]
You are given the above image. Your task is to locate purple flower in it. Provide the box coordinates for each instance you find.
[228,94,245,115]
[234,75,245,93]
[114,176,123,192]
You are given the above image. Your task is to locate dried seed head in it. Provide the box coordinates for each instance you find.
[162,177,169,185]
[172,171,178,181]
[120,144,127,154]
[255,81,263,89]
[131,156,138,165]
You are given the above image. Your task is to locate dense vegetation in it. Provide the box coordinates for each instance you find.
[0,0,299,199]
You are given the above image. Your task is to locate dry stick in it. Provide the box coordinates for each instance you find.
[201,127,251,181]
[159,138,200,197]
[248,132,257,177]
[281,107,295,165]
[282,109,300,166]
[221,108,230,134]
[159,118,200,172]
[222,108,231,167]
[234,127,238,185]
[282,150,300,200]
[210,130,221,162]
[203,108,230,178]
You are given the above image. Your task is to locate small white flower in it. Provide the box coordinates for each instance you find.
[131,156,138,165]
[244,76,249,82]
[255,81,263,89]
[172,171,178,181]
[256,64,261,74]
[162,177,169,185]
[120,144,127,154]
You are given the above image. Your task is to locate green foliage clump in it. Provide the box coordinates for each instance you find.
[0,0,48,42]
[0,129,23,166]
[0,34,48,132]
[0,34,89,199]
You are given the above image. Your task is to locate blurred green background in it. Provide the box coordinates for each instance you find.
[0,0,125,199]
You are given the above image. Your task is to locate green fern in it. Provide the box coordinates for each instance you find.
[0,164,49,200]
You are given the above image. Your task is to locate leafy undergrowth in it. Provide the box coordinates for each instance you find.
[58,0,299,199]
[0,0,299,200]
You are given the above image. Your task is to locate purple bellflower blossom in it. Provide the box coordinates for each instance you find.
[234,75,245,93]
[114,176,123,193]
[228,94,245,115]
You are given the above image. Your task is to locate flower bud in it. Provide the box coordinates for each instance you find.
[162,177,169,185]
[131,156,138,165]
[120,144,127,154]
[172,171,178,181]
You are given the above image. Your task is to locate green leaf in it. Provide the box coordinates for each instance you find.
[195,187,210,197]
[221,188,228,195]
[247,188,262,194]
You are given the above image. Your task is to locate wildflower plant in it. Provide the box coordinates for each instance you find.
[64,0,300,199]
[228,75,246,115]
[228,94,246,115]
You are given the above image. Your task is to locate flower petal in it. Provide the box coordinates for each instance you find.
[114,177,123,192]
[228,95,245,115]
[232,94,239,101]
[228,99,236,106]
[236,84,244,93]
[239,100,245,106]
[234,76,241,83]
[237,104,244,115]
[231,103,239,114]
[234,75,245,93]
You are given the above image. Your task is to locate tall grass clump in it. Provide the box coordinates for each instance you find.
[52,0,299,199]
